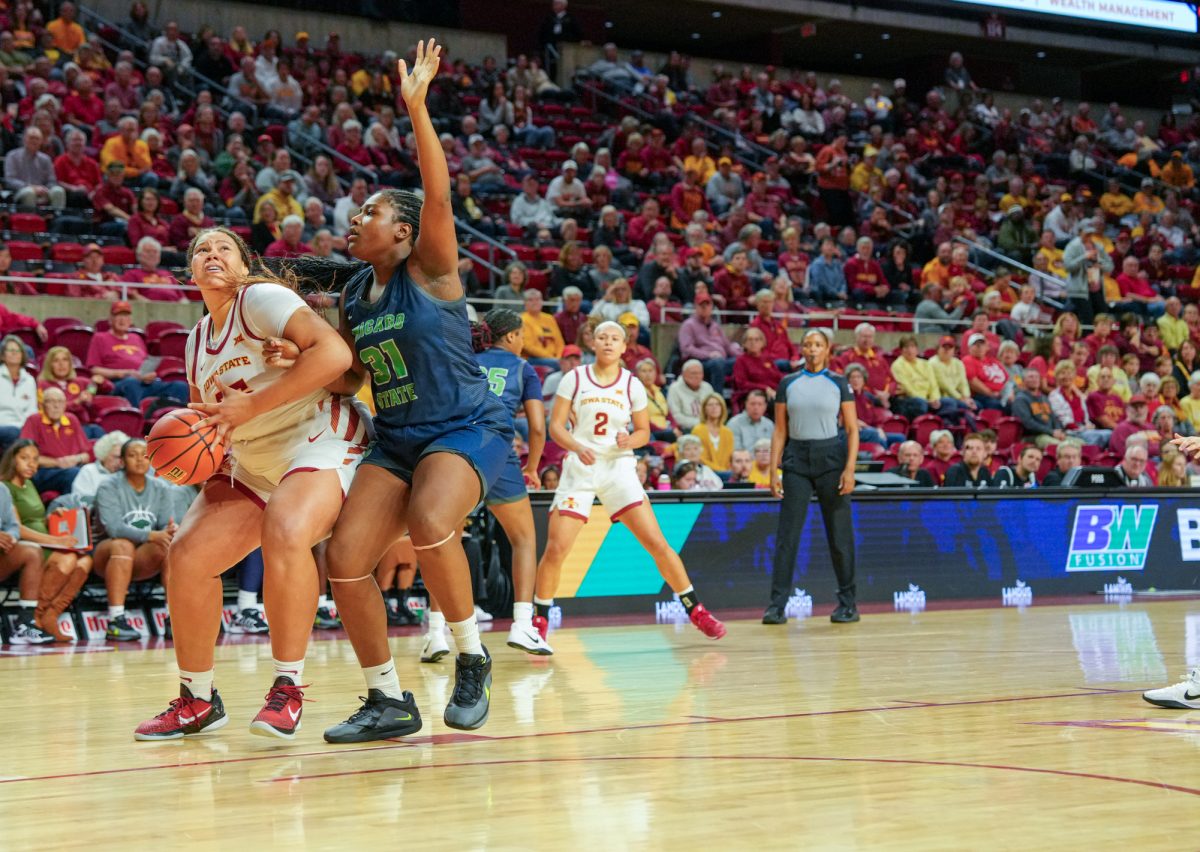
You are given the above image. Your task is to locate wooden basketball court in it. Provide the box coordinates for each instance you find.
[1,600,1197,848]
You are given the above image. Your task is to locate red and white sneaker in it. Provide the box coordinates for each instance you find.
[249,676,307,740]
[134,685,228,741]
[689,604,726,640]
[531,614,549,641]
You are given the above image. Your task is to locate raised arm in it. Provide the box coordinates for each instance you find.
[402,39,459,291]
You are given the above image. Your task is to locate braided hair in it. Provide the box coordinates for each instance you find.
[483,308,522,341]
[469,321,490,354]
[376,188,423,244]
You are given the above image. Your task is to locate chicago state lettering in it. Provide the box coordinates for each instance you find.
[352,312,406,341]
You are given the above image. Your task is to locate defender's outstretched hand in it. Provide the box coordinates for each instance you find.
[399,39,442,107]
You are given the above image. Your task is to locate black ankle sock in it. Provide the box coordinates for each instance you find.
[535,602,552,619]
[679,589,699,614]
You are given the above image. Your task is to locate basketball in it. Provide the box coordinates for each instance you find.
[147,408,224,485]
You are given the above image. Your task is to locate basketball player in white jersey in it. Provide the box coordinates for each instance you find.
[533,321,726,640]
[134,227,369,743]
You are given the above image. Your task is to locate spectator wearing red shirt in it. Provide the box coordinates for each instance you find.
[713,249,754,313]
[647,274,683,324]
[668,168,710,230]
[168,187,215,251]
[777,227,810,294]
[91,161,136,236]
[37,345,101,431]
[554,287,588,349]
[1082,313,1116,356]
[63,74,104,127]
[53,128,100,206]
[1114,254,1167,319]
[126,187,171,251]
[618,314,663,385]
[957,312,1001,358]
[1109,395,1160,457]
[814,132,852,226]
[833,322,894,402]
[626,197,666,253]
[19,387,91,493]
[749,289,800,370]
[963,332,1009,410]
[732,326,784,409]
[120,238,184,301]
[0,300,46,341]
[62,243,121,299]
[743,173,782,238]
[844,236,894,306]
[86,301,188,405]
[264,214,312,259]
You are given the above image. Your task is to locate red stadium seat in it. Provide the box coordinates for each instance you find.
[8,212,47,233]
[978,408,1005,428]
[101,245,136,266]
[90,395,130,417]
[98,407,145,437]
[910,414,944,446]
[7,327,41,354]
[858,442,886,460]
[526,269,549,294]
[145,320,185,343]
[879,414,909,436]
[993,417,1024,450]
[156,329,191,359]
[156,356,185,377]
[43,317,82,338]
[159,198,180,216]
[52,325,93,361]
[50,242,85,263]
[6,240,44,260]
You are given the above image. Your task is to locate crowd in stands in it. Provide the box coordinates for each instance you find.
[4,0,1200,638]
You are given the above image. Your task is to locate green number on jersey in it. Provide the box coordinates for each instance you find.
[482,366,509,397]
[360,339,410,385]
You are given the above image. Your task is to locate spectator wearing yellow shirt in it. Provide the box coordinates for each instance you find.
[1099,179,1134,219]
[1158,297,1189,352]
[1035,230,1066,278]
[46,2,86,55]
[920,241,953,287]
[682,137,716,185]
[1161,151,1195,190]
[690,393,734,472]
[520,289,564,367]
[99,117,153,185]
[890,335,943,420]
[929,336,975,411]
[997,176,1028,214]
[1180,370,1200,428]
[849,152,882,193]
[252,171,304,223]
[748,438,773,487]
[1133,179,1165,216]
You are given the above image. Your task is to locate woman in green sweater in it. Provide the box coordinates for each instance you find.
[0,439,92,641]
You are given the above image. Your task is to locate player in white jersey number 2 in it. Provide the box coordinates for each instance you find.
[532,321,726,640]
[134,227,368,743]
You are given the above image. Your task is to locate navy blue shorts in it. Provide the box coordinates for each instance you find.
[363,404,514,503]
[486,452,530,507]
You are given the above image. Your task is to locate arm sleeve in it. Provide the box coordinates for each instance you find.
[239,283,307,340]
[520,361,543,403]
[95,479,150,543]
[835,375,853,403]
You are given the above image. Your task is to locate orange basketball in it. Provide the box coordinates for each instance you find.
[147,408,224,485]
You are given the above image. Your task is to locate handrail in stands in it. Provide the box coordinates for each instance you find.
[951,234,1066,311]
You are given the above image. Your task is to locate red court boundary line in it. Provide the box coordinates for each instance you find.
[0,687,1142,787]
[266,753,1200,797]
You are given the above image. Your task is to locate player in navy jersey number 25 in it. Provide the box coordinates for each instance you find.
[319,40,512,743]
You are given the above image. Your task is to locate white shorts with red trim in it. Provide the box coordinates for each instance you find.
[549,452,644,523]
[214,397,370,508]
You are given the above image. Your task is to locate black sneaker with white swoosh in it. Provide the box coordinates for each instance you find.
[323,689,423,743]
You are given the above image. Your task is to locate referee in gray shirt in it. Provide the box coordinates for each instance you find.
[763,328,860,625]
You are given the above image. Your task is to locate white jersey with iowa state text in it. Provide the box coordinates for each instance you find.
[185,282,367,478]
[555,365,648,461]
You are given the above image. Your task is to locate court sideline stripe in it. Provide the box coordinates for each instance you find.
[0,687,1143,786]
[264,754,1200,797]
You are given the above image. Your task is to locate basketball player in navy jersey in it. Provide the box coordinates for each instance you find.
[319,40,514,742]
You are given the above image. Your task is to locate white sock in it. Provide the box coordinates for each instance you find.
[448,616,483,656]
[427,610,446,633]
[108,605,125,619]
[237,589,257,611]
[363,660,403,700]
[19,599,36,609]
[513,601,533,625]
[317,595,331,609]
[180,669,214,702]
[273,658,305,685]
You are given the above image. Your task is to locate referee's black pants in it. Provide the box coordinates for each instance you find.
[769,437,857,609]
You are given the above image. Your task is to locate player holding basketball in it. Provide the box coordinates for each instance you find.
[319,39,514,743]
[133,227,368,741]
[533,321,726,640]
[1142,431,1200,710]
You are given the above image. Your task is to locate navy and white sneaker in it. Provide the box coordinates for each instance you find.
[228,607,270,635]
[8,613,53,645]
